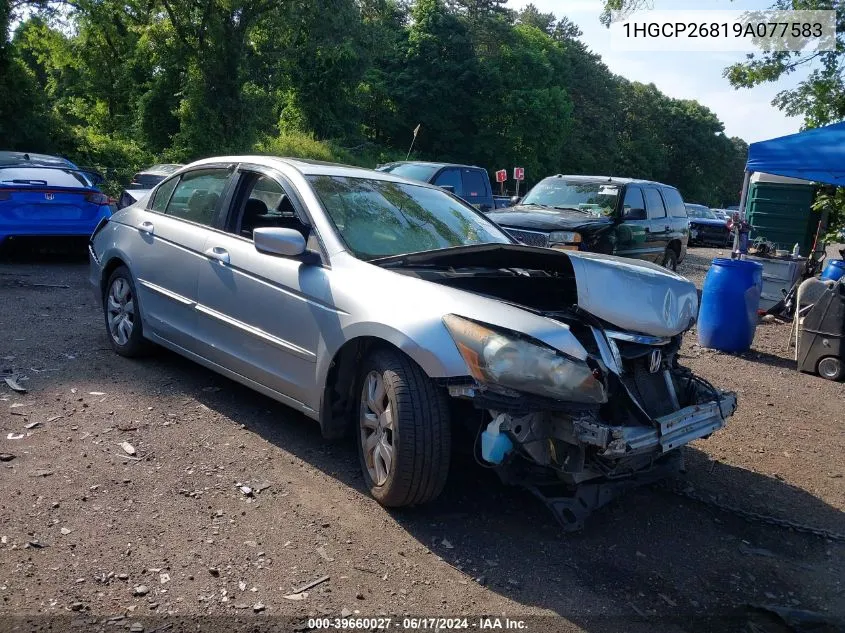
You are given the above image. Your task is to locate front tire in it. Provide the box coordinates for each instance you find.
[662,247,678,271]
[103,266,150,357]
[356,349,451,507]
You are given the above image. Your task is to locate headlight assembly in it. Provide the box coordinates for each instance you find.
[442,314,607,404]
[548,231,582,244]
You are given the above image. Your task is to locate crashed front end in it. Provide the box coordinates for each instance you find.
[437,253,736,530]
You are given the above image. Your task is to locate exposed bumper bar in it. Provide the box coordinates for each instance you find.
[657,394,736,453]
[579,391,737,458]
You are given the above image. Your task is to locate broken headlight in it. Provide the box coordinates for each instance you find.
[442,314,607,404]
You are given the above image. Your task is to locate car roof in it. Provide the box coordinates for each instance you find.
[184,155,444,186]
[136,163,183,176]
[380,160,485,170]
[0,151,76,168]
[539,174,678,188]
[685,203,710,210]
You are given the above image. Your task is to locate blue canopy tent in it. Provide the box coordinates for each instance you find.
[738,121,845,218]
[746,121,845,185]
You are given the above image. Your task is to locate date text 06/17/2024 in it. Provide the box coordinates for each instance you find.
[306,617,529,630]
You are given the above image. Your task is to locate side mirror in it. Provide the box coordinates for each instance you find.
[440,185,455,193]
[254,227,307,258]
[510,196,521,205]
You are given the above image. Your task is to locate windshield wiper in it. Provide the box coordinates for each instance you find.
[550,206,593,214]
[2,179,49,185]
[517,202,551,209]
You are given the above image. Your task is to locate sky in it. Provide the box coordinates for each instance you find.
[511,0,808,143]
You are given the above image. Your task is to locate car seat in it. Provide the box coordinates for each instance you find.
[240,198,268,237]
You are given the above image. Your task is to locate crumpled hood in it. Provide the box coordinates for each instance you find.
[370,244,699,339]
[566,251,698,337]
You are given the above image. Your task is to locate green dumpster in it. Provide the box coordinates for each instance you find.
[745,172,818,255]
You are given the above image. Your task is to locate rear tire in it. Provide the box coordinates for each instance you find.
[818,356,843,381]
[103,266,151,357]
[662,247,678,271]
[356,349,451,507]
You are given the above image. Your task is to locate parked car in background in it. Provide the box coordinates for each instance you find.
[376,161,508,210]
[0,151,111,246]
[118,163,183,210]
[686,203,730,247]
[710,208,730,221]
[89,156,735,530]
[486,175,689,270]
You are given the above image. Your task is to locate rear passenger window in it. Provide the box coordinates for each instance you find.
[434,168,462,196]
[461,169,488,205]
[622,187,646,220]
[165,169,229,226]
[662,188,687,218]
[151,177,178,212]
[644,188,667,219]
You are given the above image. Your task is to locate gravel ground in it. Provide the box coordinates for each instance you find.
[0,245,843,633]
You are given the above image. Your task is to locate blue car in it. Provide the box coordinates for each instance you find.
[685,203,730,247]
[0,151,112,247]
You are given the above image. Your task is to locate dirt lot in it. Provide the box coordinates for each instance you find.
[0,245,843,633]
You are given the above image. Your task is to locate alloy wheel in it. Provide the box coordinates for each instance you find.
[107,277,135,346]
[359,371,395,486]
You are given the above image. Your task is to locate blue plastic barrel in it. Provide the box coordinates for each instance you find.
[698,258,763,352]
[821,259,845,282]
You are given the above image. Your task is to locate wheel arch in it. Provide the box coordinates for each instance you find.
[100,256,129,300]
[667,238,682,257]
[318,330,461,441]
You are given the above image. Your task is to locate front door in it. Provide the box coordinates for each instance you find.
[614,185,651,261]
[193,167,329,413]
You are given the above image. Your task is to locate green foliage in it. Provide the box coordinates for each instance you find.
[5,0,746,207]
[812,188,845,243]
[255,131,347,163]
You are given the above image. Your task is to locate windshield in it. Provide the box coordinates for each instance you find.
[378,163,439,183]
[686,205,716,219]
[521,179,619,216]
[307,175,511,260]
[0,167,93,188]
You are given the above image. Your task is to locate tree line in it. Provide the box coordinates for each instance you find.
[0,0,747,206]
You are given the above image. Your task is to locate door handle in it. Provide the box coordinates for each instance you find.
[644,227,650,233]
[665,225,671,232]
[138,221,154,235]
[204,246,230,265]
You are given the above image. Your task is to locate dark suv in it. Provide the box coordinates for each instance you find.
[486,175,689,270]
[376,161,499,210]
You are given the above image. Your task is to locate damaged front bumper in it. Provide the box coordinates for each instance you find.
[447,368,737,530]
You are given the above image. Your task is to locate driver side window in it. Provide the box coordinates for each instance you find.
[622,187,646,220]
[231,173,312,245]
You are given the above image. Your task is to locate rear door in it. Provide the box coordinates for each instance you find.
[126,167,233,350]
[660,187,689,250]
[460,168,493,210]
[643,187,671,263]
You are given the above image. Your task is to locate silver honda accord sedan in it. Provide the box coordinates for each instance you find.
[89,156,736,529]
